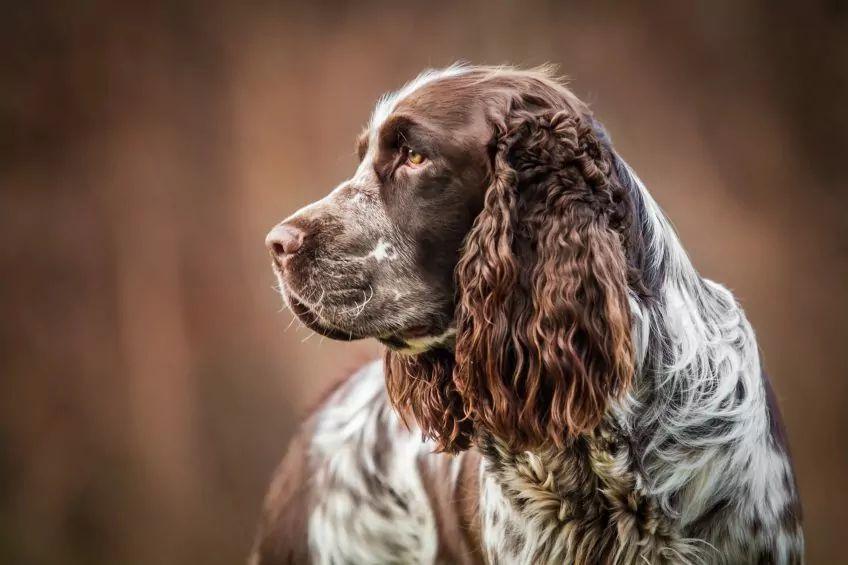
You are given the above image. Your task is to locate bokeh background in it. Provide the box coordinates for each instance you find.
[1,1,846,563]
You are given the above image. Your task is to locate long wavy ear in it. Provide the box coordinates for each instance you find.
[453,110,634,450]
[385,347,473,452]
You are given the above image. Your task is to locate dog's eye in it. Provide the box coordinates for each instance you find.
[404,147,426,166]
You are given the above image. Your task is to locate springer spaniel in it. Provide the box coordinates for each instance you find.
[252,65,803,564]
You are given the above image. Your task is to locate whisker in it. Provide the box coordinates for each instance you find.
[353,285,374,318]
[284,312,297,332]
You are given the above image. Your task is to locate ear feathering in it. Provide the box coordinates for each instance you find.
[384,70,638,452]
[452,108,634,450]
[385,347,474,452]
[385,69,643,451]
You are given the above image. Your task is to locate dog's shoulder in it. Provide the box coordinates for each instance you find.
[251,360,484,564]
[249,361,384,565]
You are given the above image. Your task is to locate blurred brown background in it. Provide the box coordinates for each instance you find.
[1,1,845,563]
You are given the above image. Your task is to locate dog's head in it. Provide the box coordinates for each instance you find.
[268,66,643,451]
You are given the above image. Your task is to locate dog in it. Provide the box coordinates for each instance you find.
[251,65,803,564]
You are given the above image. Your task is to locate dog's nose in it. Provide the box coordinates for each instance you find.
[266,224,305,260]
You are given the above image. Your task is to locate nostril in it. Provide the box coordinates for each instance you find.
[266,224,306,259]
[272,242,287,257]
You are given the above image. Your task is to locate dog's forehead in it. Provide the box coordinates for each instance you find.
[370,66,470,129]
[358,68,493,166]
[392,82,480,125]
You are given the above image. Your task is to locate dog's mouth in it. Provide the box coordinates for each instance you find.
[286,293,362,341]
[274,261,452,351]
[288,291,446,348]
[272,260,364,340]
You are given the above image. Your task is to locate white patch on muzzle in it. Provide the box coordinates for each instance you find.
[367,238,397,262]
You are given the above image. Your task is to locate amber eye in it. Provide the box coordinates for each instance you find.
[406,148,425,166]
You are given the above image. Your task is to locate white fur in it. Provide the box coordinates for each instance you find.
[307,361,440,564]
[367,238,396,262]
[614,163,802,561]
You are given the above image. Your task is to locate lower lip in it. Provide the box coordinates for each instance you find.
[401,325,433,338]
[287,294,360,341]
[276,264,437,342]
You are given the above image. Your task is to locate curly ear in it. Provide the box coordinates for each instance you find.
[385,347,474,452]
[453,111,634,450]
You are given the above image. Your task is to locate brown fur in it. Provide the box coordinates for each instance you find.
[416,450,484,565]
[386,72,635,453]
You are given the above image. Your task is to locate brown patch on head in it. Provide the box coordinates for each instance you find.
[384,68,635,452]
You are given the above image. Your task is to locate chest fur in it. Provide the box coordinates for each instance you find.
[477,430,705,564]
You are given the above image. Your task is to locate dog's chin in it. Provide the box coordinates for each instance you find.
[285,293,363,341]
[288,293,454,353]
[276,266,455,352]
[290,300,453,351]
[379,327,457,355]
